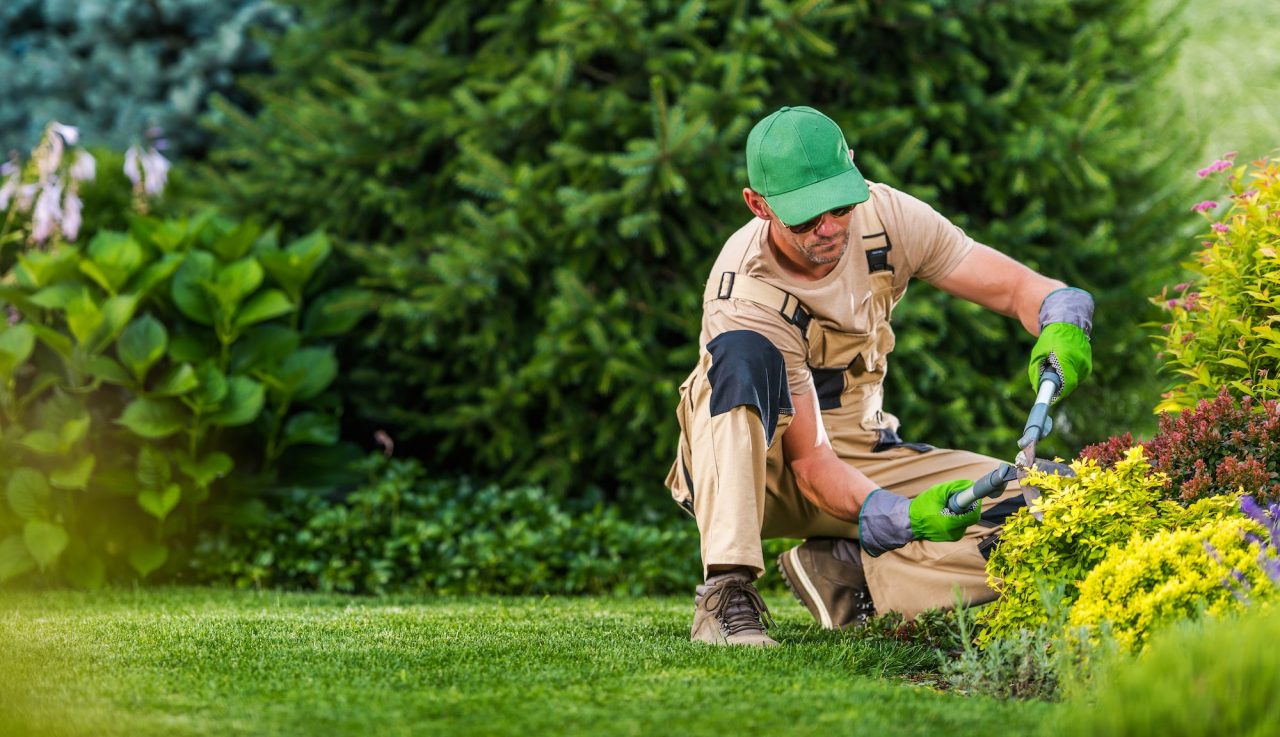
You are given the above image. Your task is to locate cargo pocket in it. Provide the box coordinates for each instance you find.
[665,366,699,517]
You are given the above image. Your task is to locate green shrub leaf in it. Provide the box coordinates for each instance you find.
[127,253,184,297]
[27,283,82,310]
[177,452,234,487]
[171,251,216,326]
[210,258,264,316]
[117,315,169,383]
[0,534,37,582]
[233,289,295,330]
[260,231,330,300]
[137,483,181,520]
[230,325,300,373]
[88,355,134,387]
[64,292,103,346]
[212,220,262,262]
[23,520,69,568]
[59,415,91,450]
[6,468,50,520]
[117,397,186,439]
[274,347,338,401]
[86,231,144,293]
[135,444,172,489]
[151,363,199,397]
[193,363,229,408]
[208,377,265,427]
[128,542,168,578]
[50,455,95,491]
[281,411,339,449]
[0,323,36,378]
[17,429,59,456]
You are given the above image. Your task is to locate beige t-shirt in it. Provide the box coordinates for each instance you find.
[698,182,975,439]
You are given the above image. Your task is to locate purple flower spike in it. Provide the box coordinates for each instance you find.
[1192,200,1219,213]
[1212,223,1229,233]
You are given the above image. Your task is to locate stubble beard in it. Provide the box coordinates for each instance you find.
[798,238,848,266]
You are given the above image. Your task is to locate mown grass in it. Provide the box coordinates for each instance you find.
[0,588,1055,737]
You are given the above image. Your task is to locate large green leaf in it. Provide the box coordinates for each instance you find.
[6,468,50,520]
[59,415,90,450]
[130,214,188,253]
[209,258,264,316]
[0,323,36,378]
[260,230,330,301]
[171,251,216,326]
[17,429,58,456]
[50,455,95,491]
[152,363,199,397]
[14,249,77,289]
[85,231,145,293]
[96,294,142,351]
[137,483,181,520]
[117,315,169,383]
[176,451,233,488]
[211,220,262,261]
[208,377,265,427]
[281,411,339,449]
[302,288,380,338]
[168,331,214,363]
[233,289,295,330]
[27,283,84,310]
[0,534,36,582]
[274,347,339,401]
[230,325,300,373]
[64,292,103,347]
[128,542,168,578]
[135,444,172,489]
[127,253,184,296]
[88,355,134,387]
[192,363,228,409]
[23,520,68,568]
[30,323,72,359]
[117,398,186,439]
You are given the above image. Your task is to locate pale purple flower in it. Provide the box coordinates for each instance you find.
[1212,223,1229,233]
[1192,200,1218,213]
[61,189,83,241]
[15,184,38,213]
[30,183,63,244]
[69,150,96,183]
[37,135,63,183]
[140,147,170,196]
[49,122,79,146]
[0,162,18,211]
[123,145,142,186]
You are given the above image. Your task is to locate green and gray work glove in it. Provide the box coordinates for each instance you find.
[858,480,981,558]
[1028,287,1094,403]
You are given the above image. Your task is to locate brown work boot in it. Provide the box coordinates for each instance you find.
[778,538,876,629]
[690,570,779,646]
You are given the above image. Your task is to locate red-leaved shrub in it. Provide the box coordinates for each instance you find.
[1079,388,1280,504]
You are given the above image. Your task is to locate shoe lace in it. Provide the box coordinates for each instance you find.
[706,579,774,636]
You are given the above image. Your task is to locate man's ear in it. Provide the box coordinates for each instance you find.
[742,188,771,220]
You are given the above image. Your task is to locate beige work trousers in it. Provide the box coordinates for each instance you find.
[666,352,1024,620]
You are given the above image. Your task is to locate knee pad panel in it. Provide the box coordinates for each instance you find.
[706,330,793,445]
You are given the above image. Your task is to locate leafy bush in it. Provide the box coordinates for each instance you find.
[0,0,292,157]
[192,453,701,596]
[1068,515,1272,652]
[203,0,1197,504]
[979,448,1171,642]
[0,203,369,586]
[1079,388,1280,504]
[1050,604,1280,737]
[1153,155,1280,410]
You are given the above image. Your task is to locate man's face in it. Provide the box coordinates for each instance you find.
[770,206,854,267]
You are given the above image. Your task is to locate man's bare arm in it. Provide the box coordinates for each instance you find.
[932,243,1065,335]
[781,384,879,522]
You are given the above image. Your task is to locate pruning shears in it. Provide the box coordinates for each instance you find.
[945,369,1063,517]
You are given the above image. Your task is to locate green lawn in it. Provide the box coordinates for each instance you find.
[0,588,1055,737]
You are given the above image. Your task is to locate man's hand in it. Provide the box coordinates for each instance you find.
[1028,287,1095,402]
[858,481,982,557]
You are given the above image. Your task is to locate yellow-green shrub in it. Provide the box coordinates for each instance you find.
[980,448,1170,643]
[1069,514,1272,652]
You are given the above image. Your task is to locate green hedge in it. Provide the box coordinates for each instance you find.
[202,0,1197,504]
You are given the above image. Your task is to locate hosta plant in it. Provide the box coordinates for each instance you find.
[0,210,372,586]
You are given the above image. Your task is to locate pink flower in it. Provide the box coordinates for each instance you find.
[1192,200,1218,213]
[1196,159,1233,178]
[1174,282,1190,291]
[1212,223,1229,233]
[140,147,170,196]
[69,150,96,183]
[31,183,63,244]
[123,146,142,186]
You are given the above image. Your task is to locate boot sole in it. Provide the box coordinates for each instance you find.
[778,548,834,629]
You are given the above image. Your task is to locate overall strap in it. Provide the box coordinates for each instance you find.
[705,271,812,333]
[859,198,894,274]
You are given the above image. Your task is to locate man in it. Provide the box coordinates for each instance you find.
[664,106,1093,646]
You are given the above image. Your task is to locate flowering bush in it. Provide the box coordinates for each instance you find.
[1079,388,1280,504]
[979,448,1172,643]
[1068,515,1272,653]
[1153,155,1280,410]
[0,122,98,247]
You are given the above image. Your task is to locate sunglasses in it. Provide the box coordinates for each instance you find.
[786,204,856,234]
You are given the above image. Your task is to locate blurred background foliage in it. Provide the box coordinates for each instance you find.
[0,0,292,157]
[2,0,1278,589]
[201,0,1196,504]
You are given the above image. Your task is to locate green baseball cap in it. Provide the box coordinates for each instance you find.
[746,106,869,226]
